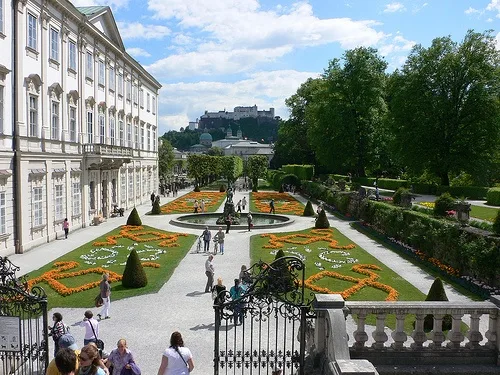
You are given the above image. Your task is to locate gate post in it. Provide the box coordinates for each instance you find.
[214,304,220,375]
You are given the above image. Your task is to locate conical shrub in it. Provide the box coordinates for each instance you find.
[151,200,161,215]
[126,207,142,226]
[122,249,148,288]
[315,209,330,229]
[303,201,315,217]
[423,277,452,330]
[194,185,201,192]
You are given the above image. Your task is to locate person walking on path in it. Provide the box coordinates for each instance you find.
[157,331,194,375]
[63,218,70,239]
[225,214,232,234]
[193,200,199,213]
[106,339,135,375]
[230,279,244,325]
[236,200,242,213]
[269,199,275,214]
[247,212,253,232]
[202,226,211,252]
[97,273,111,320]
[79,310,99,346]
[200,199,205,213]
[205,255,215,293]
[242,197,247,211]
[214,227,225,254]
[150,192,155,206]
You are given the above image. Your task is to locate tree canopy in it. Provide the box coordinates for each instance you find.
[158,139,174,181]
[247,155,269,191]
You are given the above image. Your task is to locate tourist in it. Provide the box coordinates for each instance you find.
[97,273,111,320]
[78,343,106,375]
[242,197,247,211]
[49,312,67,357]
[63,218,70,239]
[150,192,155,206]
[106,339,135,375]
[55,348,78,375]
[79,310,100,346]
[375,186,380,201]
[202,226,211,252]
[236,200,242,213]
[269,199,275,214]
[230,279,244,325]
[247,212,253,232]
[214,227,225,254]
[193,200,199,213]
[200,199,205,213]
[213,277,227,305]
[239,265,252,285]
[225,214,232,234]
[156,331,194,375]
[205,255,215,293]
[316,204,323,215]
[47,334,80,375]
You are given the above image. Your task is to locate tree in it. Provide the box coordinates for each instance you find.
[247,155,269,192]
[206,146,224,156]
[186,154,212,187]
[158,139,174,182]
[126,207,142,226]
[307,47,388,177]
[389,30,500,186]
[220,156,243,185]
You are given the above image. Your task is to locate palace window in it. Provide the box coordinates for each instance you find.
[127,121,132,147]
[72,181,81,216]
[133,84,138,104]
[152,96,156,115]
[54,184,64,221]
[33,187,43,227]
[99,114,105,143]
[87,111,93,143]
[50,27,59,61]
[0,192,5,234]
[27,13,37,50]
[140,89,144,108]
[0,86,3,134]
[51,101,59,140]
[0,0,3,34]
[98,60,105,86]
[110,116,115,145]
[68,40,77,71]
[69,106,77,142]
[126,79,131,101]
[86,52,93,79]
[119,118,124,146]
[146,93,150,112]
[128,174,133,200]
[118,73,123,96]
[147,126,151,151]
[141,124,145,150]
[120,173,126,202]
[134,123,139,149]
[109,66,115,91]
[29,95,38,137]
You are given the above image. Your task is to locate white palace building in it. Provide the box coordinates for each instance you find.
[0,1,161,255]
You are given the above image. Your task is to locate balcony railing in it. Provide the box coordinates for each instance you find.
[83,144,133,157]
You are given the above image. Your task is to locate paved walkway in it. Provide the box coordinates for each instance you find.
[7,188,481,375]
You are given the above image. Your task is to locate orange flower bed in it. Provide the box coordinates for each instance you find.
[252,192,304,215]
[93,225,188,247]
[303,264,399,301]
[261,228,356,250]
[27,261,160,296]
[160,192,225,213]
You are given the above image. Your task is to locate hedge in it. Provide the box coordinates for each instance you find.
[282,164,315,181]
[438,186,489,200]
[487,188,500,206]
[301,180,500,288]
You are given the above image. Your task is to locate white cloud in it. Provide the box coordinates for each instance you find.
[117,22,170,40]
[383,2,406,13]
[464,7,480,15]
[486,0,500,14]
[378,34,415,56]
[156,70,319,134]
[127,47,151,58]
[70,0,129,10]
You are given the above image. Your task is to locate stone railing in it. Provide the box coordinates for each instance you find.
[83,144,133,156]
[314,295,500,375]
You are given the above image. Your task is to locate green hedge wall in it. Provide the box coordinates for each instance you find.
[301,180,500,287]
[437,186,489,200]
[282,164,315,181]
[487,188,500,206]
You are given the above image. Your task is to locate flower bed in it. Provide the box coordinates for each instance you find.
[251,192,305,215]
[160,192,225,214]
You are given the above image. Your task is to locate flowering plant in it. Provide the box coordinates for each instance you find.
[160,192,225,213]
[252,192,304,215]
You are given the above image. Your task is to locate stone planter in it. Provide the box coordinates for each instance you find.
[455,202,471,225]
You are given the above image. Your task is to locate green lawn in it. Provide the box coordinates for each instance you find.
[25,225,196,310]
[470,205,499,222]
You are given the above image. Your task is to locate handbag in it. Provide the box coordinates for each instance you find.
[88,320,105,356]
[95,293,103,308]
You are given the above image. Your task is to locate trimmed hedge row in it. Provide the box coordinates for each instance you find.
[487,188,500,206]
[282,164,315,181]
[328,174,489,199]
[301,180,500,287]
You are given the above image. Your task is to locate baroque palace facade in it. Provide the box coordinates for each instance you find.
[0,1,161,256]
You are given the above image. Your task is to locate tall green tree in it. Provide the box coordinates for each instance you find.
[272,78,321,167]
[158,139,174,181]
[187,154,212,186]
[247,155,269,191]
[220,156,243,185]
[307,47,388,176]
[389,30,500,186]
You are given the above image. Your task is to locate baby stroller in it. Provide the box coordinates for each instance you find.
[213,238,219,254]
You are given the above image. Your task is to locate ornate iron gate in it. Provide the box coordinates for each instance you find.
[0,257,49,375]
[214,256,315,375]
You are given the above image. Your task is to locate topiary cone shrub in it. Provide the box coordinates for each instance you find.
[423,277,452,331]
[126,207,142,226]
[219,184,226,192]
[303,201,315,217]
[433,192,455,216]
[122,249,148,288]
[194,185,201,192]
[315,209,330,229]
[493,210,500,235]
[151,200,161,215]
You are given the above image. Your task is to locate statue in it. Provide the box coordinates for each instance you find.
[226,187,234,204]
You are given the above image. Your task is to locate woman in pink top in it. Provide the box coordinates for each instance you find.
[63,218,69,239]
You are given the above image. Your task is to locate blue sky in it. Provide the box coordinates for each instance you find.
[71,0,500,135]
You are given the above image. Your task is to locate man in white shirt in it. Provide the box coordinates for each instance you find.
[205,255,215,293]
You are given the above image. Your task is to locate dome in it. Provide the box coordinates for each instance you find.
[200,132,213,142]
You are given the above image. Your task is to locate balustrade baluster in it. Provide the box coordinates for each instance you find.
[391,313,407,349]
[371,313,388,349]
[353,312,368,349]
[466,313,483,349]
[484,312,497,350]
[446,313,464,349]
[411,313,427,349]
[430,314,445,348]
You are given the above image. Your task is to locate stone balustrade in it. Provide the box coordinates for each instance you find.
[313,295,500,375]
[83,143,133,156]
